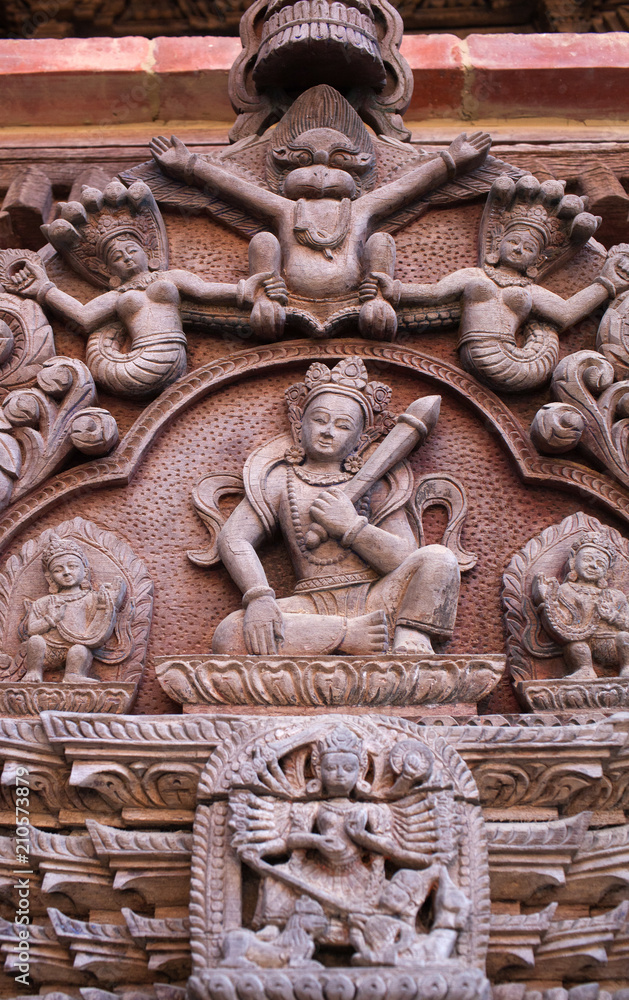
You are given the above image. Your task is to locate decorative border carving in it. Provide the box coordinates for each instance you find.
[2,341,629,559]
[155,654,505,709]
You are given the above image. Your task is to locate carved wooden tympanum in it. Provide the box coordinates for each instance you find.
[0,4,627,999]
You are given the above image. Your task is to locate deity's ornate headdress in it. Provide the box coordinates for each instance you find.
[479,173,601,281]
[308,725,371,795]
[42,533,91,592]
[266,85,377,197]
[41,180,168,289]
[284,357,395,472]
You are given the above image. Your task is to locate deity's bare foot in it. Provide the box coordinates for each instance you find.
[340,612,388,655]
[568,666,598,681]
[64,672,98,684]
[22,669,43,682]
[621,664,629,678]
[392,627,434,654]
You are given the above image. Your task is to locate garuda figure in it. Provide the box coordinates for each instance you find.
[226,725,470,969]
[533,529,629,680]
[208,357,460,657]
[150,85,491,341]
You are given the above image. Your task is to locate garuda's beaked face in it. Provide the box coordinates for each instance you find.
[276,128,372,201]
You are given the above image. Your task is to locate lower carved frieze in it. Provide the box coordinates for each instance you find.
[0,680,137,716]
[188,965,491,1000]
[516,676,629,712]
[155,654,506,711]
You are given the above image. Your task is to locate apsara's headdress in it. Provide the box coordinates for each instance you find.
[308,725,371,796]
[480,173,601,280]
[42,180,168,289]
[266,85,377,197]
[284,357,395,472]
[42,533,91,592]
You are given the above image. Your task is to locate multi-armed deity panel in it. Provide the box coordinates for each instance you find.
[0,2,628,999]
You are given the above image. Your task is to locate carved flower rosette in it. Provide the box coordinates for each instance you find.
[0,515,153,714]
[188,715,490,1000]
[502,511,629,712]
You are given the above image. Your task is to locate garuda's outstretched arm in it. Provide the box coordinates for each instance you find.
[358,132,492,228]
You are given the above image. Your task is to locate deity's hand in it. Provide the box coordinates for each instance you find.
[596,594,624,625]
[45,603,66,628]
[241,271,288,306]
[309,488,361,540]
[108,576,127,607]
[6,260,49,299]
[531,573,551,604]
[600,253,629,297]
[243,594,285,655]
[359,272,398,304]
[345,806,369,841]
[446,132,492,174]
[149,135,192,180]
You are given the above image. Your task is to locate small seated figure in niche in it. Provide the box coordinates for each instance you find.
[360,173,629,393]
[532,530,629,680]
[349,866,470,967]
[150,85,491,340]
[21,534,126,684]
[7,180,287,399]
[211,357,460,657]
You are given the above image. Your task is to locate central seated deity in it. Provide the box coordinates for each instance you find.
[212,357,460,657]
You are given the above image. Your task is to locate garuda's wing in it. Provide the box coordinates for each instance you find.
[378,152,525,235]
[120,140,270,241]
[229,790,293,860]
[388,790,461,868]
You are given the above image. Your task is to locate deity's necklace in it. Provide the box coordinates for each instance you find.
[286,468,352,566]
[484,264,533,288]
[116,271,165,293]
[292,465,353,487]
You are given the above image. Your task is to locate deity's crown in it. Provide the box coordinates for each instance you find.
[573,530,617,565]
[480,173,600,280]
[317,725,363,759]
[41,180,168,289]
[504,204,554,245]
[289,357,391,422]
[42,533,89,572]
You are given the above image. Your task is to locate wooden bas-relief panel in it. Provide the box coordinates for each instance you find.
[0,4,627,998]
